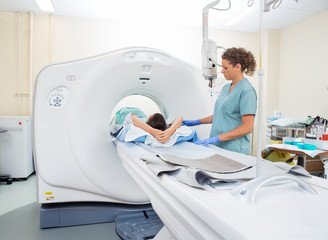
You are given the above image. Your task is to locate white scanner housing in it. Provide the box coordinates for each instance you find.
[33,47,211,205]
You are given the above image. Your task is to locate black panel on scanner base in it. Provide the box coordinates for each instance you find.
[40,202,152,229]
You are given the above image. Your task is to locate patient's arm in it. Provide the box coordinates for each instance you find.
[131,114,162,137]
[156,116,183,143]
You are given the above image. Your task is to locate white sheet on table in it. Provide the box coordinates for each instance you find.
[266,144,325,158]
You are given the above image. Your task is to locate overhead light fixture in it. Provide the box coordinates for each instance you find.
[263,0,281,12]
[263,0,298,12]
[35,0,55,13]
[224,4,259,28]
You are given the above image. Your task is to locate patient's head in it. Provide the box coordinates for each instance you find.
[147,113,167,131]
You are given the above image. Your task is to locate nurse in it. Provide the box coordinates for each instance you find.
[184,47,257,155]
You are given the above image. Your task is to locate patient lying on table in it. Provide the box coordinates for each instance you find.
[110,107,199,147]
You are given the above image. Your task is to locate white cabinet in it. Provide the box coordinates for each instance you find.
[0,116,34,179]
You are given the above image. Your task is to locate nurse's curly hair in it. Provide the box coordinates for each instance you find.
[147,113,167,131]
[221,47,256,76]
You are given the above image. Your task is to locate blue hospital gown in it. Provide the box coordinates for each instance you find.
[210,78,257,155]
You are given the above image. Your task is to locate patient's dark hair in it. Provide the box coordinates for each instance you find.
[147,113,167,131]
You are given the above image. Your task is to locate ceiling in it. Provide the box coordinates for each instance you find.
[0,0,327,32]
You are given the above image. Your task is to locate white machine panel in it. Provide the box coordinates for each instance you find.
[46,85,70,109]
[33,47,211,204]
[0,116,34,178]
[124,51,171,65]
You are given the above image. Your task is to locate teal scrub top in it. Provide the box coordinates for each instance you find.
[210,78,257,155]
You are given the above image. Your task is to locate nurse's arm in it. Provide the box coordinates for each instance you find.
[218,114,255,141]
[199,115,213,124]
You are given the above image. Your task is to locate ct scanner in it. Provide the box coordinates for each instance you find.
[34,47,328,239]
[33,47,211,228]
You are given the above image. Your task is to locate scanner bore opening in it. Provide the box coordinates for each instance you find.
[110,95,165,123]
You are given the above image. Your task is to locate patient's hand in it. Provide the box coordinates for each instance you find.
[155,129,174,143]
[150,129,164,142]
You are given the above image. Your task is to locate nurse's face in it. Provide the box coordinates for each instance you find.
[221,59,239,81]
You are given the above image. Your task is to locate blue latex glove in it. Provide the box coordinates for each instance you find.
[182,119,201,126]
[195,136,220,146]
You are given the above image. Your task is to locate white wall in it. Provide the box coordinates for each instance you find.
[263,29,280,119]
[1,9,327,154]
[0,12,31,116]
[279,9,328,119]
[0,12,258,118]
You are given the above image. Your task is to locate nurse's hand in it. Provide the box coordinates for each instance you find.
[195,136,220,145]
[182,119,201,126]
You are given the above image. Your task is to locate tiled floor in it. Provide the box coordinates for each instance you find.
[0,173,37,216]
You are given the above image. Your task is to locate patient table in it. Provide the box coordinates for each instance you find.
[118,141,328,240]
